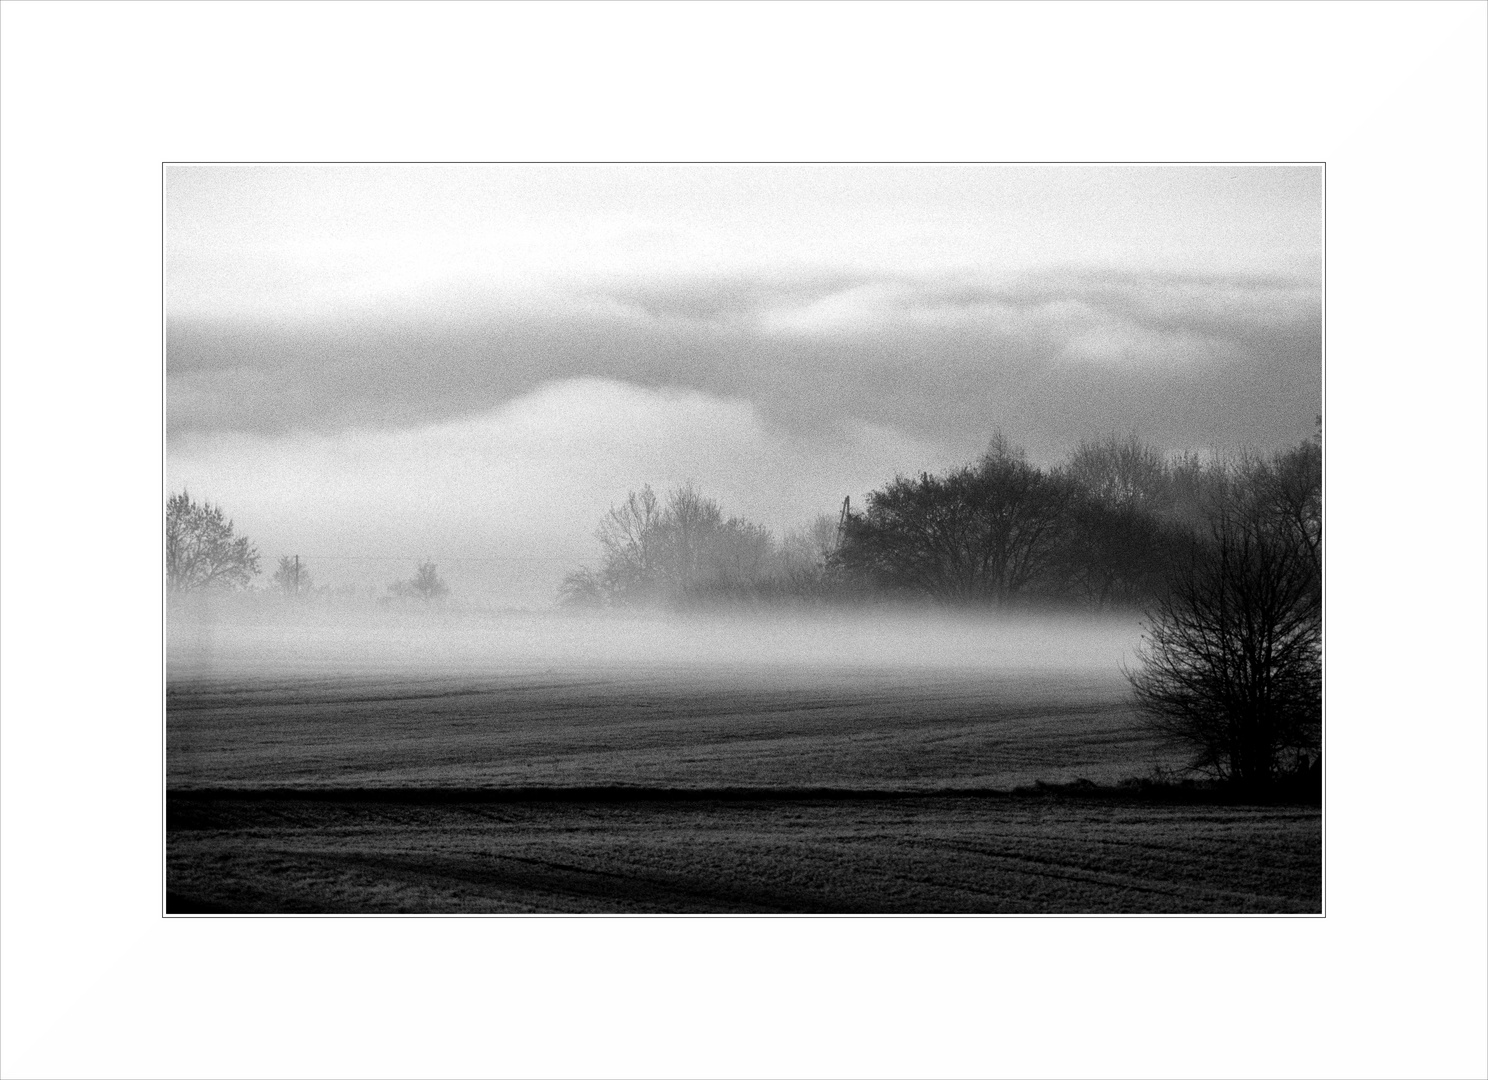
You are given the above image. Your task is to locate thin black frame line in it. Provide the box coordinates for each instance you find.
[160,161,169,920]
[1319,160,1328,917]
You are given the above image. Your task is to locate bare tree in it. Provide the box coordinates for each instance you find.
[566,482,821,608]
[1125,482,1321,790]
[558,567,607,608]
[390,561,449,601]
[1064,431,1172,511]
[781,513,839,572]
[658,482,725,593]
[704,515,774,591]
[592,484,666,603]
[166,490,260,594]
[271,555,312,598]
[1247,434,1322,589]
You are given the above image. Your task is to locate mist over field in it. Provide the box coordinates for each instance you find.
[167,601,1169,804]
[167,601,1143,682]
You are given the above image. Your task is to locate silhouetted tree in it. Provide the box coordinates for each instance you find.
[1126,465,1321,790]
[1247,435,1322,592]
[836,438,1073,604]
[166,490,260,594]
[1056,496,1190,608]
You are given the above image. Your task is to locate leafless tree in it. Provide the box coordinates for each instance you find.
[567,482,825,608]
[781,513,838,571]
[390,561,449,601]
[558,567,607,608]
[271,555,312,598]
[1125,475,1321,790]
[1064,431,1172,511]
[592,484,666,603]
[1247,433,1322,590]
[166,490,260,594]
[657,482,725,593]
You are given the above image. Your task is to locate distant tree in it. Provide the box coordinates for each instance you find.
[656,482,726,594]
[558,567,608,608]
[565,482,839,608]
[166,490,260,594]
[778,513,840,595]
[1125,468,1321,790]
[593,484,666,604]
[1162,451,1234,531]
[271,555,312,598]
[390,561,449,601]
[1064,432,1172,512]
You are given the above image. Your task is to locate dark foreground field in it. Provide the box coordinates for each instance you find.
[167,790,1320,914]
[166,663,1320,914]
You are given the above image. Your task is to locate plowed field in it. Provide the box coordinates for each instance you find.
[166,669,1321,913]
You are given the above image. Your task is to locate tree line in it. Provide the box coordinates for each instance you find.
[563,427,1321,793]
[166,423,1321,792]
[559,482,840,609]
[562,429,1320,615]
[164,491,449,603]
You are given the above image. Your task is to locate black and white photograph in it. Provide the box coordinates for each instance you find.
[165,164,1325,915]
[3,4,1485,1078]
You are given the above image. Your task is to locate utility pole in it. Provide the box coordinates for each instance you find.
[294,554,300,595]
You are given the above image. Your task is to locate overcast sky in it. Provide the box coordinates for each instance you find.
[166,165,1322,605]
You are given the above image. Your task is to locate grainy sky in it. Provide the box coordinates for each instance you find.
[166,165,1321,604]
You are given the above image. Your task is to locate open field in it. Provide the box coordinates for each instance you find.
[167,666,1181,791]
[166,652,1320,913]
[167,790,1320,914]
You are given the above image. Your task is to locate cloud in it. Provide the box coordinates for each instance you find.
[167,266,1319,462]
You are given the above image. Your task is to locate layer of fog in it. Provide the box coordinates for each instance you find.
[166,601,1145,684]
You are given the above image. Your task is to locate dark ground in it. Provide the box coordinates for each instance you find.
[167,788,1321,914]
[166,670,1321,914]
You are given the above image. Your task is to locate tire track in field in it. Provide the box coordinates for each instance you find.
[925,837,1305,910]
[306,847,828,913]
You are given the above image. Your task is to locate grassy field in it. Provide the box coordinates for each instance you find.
[166,662,1320,913]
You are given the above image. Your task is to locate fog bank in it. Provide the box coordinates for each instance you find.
[166,603,1144,683]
